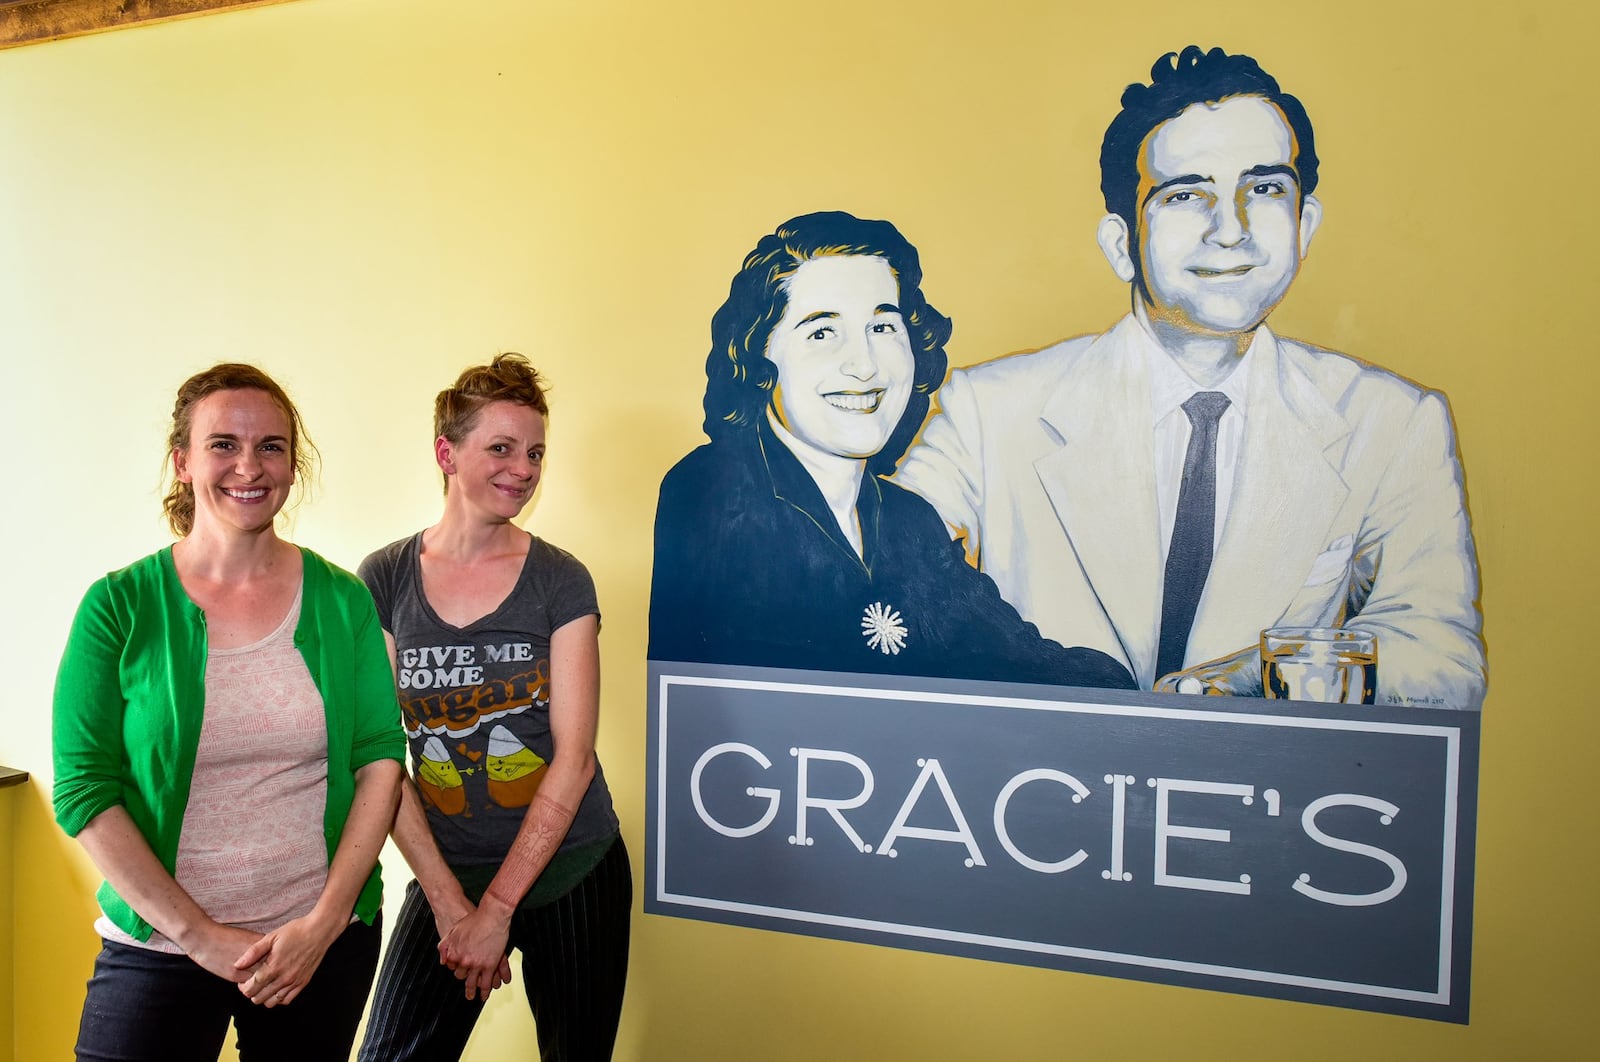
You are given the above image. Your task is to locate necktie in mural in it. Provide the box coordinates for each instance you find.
[1156,390,1231,683]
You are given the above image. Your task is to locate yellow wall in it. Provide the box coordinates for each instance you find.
[2,0,1595,1057]
[1,784,15,1062]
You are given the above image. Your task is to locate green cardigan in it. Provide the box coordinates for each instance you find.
[52,546,406,941]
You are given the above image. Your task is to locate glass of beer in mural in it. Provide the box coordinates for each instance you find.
[1261,627,1378,704]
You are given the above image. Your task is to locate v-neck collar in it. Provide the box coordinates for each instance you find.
[754,419,881,577]
[408,530,537,633]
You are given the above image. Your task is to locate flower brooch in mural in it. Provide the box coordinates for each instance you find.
[861,601,908,656]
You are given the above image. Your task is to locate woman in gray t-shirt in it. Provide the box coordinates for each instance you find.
[357,354,630,1062]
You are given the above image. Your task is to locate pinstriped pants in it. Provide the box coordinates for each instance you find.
[357,836,631,1062]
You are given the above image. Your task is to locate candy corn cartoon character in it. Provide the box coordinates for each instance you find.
[417,735,466,815]
[486,724,546,808]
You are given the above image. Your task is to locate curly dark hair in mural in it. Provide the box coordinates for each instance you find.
[1099,44,1320,248]
[701,210,951,476]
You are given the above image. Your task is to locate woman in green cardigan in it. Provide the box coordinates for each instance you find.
[52,364,405,1062]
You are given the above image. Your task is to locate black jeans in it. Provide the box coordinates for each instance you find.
[74,916,381,1062]
[358,836,632,1062]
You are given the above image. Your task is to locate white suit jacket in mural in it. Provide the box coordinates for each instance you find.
[895,314,1485,709]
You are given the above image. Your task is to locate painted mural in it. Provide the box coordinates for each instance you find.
[645,45,1485,1019]
[651,45,1485,711]
[650,214,1135,691]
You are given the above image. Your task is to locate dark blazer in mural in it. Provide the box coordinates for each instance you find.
[650,419,1136,690]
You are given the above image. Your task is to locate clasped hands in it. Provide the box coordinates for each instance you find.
[185,910,342,1009]
[434,893,516,1001]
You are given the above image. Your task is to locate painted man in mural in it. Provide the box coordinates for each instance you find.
[650,211,1135,690]
[896,46,1486,709]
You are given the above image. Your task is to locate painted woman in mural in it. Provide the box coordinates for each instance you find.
[51,364,405,1060]
[649,211,1135,689]
[896,46,1486,709]
[356,354,630,1062]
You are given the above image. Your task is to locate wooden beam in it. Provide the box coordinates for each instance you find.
[0,0,300,50]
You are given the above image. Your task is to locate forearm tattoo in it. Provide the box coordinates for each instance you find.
[486,793,577,910]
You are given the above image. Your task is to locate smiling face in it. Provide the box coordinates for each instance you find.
[172,388,294,536]
[1131,94,1322,337]
[764,255,915,464]
[437,400,546,521]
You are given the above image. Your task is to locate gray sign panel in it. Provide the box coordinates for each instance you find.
[645,662,1477,1022]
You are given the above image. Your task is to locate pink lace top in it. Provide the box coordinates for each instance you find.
[98,585,331,953]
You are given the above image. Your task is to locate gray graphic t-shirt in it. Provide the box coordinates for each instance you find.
[359,533,619,869]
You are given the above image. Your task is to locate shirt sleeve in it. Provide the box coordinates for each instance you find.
[542,543,601,634]
[342,570,408,770]
[356,543,397,632]
[52,577,131,837]
[893,367,988,559]
[1346,390,1486,710]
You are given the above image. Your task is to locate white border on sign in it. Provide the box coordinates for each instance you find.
[652,672,1462,1006]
